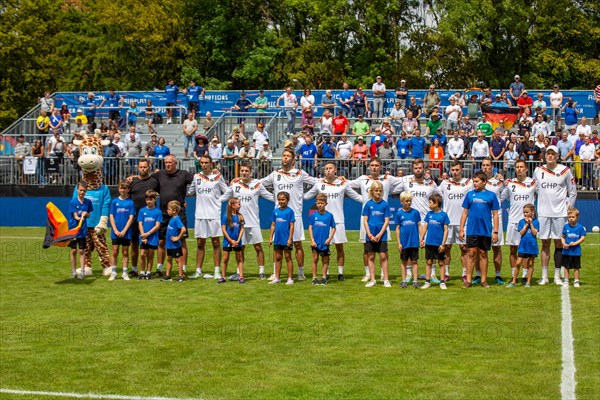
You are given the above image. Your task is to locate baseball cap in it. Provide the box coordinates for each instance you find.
[77,108,83,113]
[358,136,364,140]
[375,137,380,141]
[401,79,406,83]
[495,94,501,98]
[514,75,520,79]
[523,90,528,94]
[257,123,264,128]
[376,75,382,79]
[554,84,560,88]
[546,145,558,153]
[151,133,157,137]
[211,137,218,142]
[226,139,233,144]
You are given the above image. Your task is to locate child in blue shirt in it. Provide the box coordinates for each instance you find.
[420,193,450,289]
[308,194,337,285]
[395,191,422,289]
[362,181,391,288]
[459,171,500,288]
[109,181,136,281]
[561,208,586,288]
[68,181,93,279]
[508,204,539,288]
[137,190,162,280]
[220,198,246,284]
[161,201,187,282]
[269,192,296,285]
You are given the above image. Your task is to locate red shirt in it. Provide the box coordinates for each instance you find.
[332,116,349,134]
[517,96,533,111]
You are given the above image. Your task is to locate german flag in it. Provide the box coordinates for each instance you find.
[483,106,520,130]
[43,202,82,248]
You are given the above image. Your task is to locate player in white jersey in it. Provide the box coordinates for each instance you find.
[304,160,364,281]
[502,159,537,282]
[261,148,318,280]
[532,145,577,285]
[348,157,403,281]
[438,160,473,281]
[187,155,229,279]
[481,158,508,284]
[220,161,275,280]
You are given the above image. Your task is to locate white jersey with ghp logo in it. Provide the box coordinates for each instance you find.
[260,168,317,217]
[304,177,363,223]
[220,178,274,227]
[348,173,403,205]
[533,164,577,218]
[400,178,441,220]
[439,177,473,225]
[502,177,537,223]
[188,172,228,219]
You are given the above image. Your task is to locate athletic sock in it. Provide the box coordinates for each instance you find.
[259,266,265,274]
[236,268,240,274]
[157,264,163,271]
[123,267,128,274]
[554,268,561,279]
[132,266,138,273]
[511,267,515,276]
[338,266,344,274]
[542,266,548,279]
[444,264,449,276]
[522,269,528,278]
[326,267,330,275]
[496,272,501,278]
[364,266,369,276]
[182,265,187,273]
[431,266,437,277]
[462,267,467,276]
[214,266,220,275]
[111,265,117,273]
[475,271,481,277]
[298,267,304,275]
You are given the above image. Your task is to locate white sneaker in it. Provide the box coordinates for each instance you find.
[384,280,392,288]
[421,282,431,289]
[71,271,77,279]
[574,281,580,288]
[103,268,113,276]
[108,272,117,281]
[202,273,214,279]
[214,271,222,280]
[563,280,569,287]
[286,278,294,285]
[77,274,85,280]
[554,277,563,285]
[268,273,277,281]
[581,187,587,191]
[361,275,371,282]
[538,277,549,285]
[297,273,306,281]
[122,273,130,281]
[189,271,202,279]
[268,278,280,284]
[440,282,447,290]
[365,280,376,288]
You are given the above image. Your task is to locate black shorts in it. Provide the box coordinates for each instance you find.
[167,248,183,259]
[109,110,120,121]
[562,255,581,269]
[130,219,140,243]
[364,241,388,253]
[311,245,331,257]
[425,245,446,261]
[112,238,131,247]
[518,253,537,259]
[68,237,87,249]
[274,244,293,251]
[466,235,491,251]
[400,247,419,261]
[188,102,199,112]
[223,245,243,252]
[159,213,188,241]
[140,243,158,250]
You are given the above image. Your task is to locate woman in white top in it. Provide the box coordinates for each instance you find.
[320,109,333,135]
[402,110,419,135]
[300,88,315,111]
[504,141,519,179]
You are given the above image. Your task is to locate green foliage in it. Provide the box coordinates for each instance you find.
[1,0,599,129]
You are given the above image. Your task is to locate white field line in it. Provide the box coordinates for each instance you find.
[561,284,577,400]
[0,388,202,400]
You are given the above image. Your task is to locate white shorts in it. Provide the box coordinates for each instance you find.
[539,216,567,240]
[194,219,222,238]
[359,223,391,243]
[492,219,504,246]
[445,225,466,245]
[242,226,263,245]
[505,222,521,246]
[293,217,305,242]
[331,223,347,244]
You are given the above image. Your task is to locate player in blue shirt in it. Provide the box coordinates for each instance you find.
[459,171,500,288]
[395,191,422,289]
[161,201,187,282]
[108,181,136,281]
[137,190,162,280]
[561,208,586,288]
[68,181,93,279]
[165,79,179,124]
[420,194,450,289]
[269,192,296,285]
[508,204,539,288]
[220,198,246,284]
[308,194,337,285]
[362,181,392,288]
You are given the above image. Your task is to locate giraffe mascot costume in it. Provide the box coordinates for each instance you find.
[72,131,112,275]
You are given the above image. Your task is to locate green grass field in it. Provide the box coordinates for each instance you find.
[1,228,598,400]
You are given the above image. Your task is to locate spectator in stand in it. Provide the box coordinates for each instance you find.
[491,94,508,108]
[49,108,63,134]
[14,135,31,184]
[518,107,534,134]
[377,138,395,173]
[407,96,422,121]
[574,131,587,185]
[351,136,369,176]
[425,112,442,137]
[222,139,238,182]
[445,97,462,131]
[449,91,466,107]
[557,131,574,165]
[238,139,256,161]
[489,129,506,171]
[335,133,354,177]
[395,80,408,110]
[516,90,533,116]
[192,136,209,171]
[39,91,55,114]
[59,104,72,134]
[317,135,337,161]
[102,87,124,127]
[257,141,273,178]
[164,79,179,124]
[125,130,143,173]
[277,87,298,135]
[74,108,88,128]
[575,116,591,137]
[36,110,50,142]
[429,138,444,174]
[319,109,333,136]
[423,85,441,118]
[300,88,315,111]
[145,100,158,135]
[183,80,205,119]
[476,114,493,140]
[500,92,513,107]
[409,129,426,160]
[369,137,382,158]
[182,112,198,158]
[447,130,465,162]
[460,115,476,140]
[389,102,405,134]
[299,134,318,176]
[471,130,490,171]
[320,90,336,115]
[332,109,350,139]
[372,76,386,121]
[591,130,599,146]
[532,114,551,138]
[301,107,315,136]
[432,128,448,152]
[562,98,579,131]
[396,132,411,161]
[466,93,480,119]
[352,114,370,137]
[126,100,140,127]
[379,118,395,143]
[339,82,354,118]
[480,87,494,110]
[203,111,215,134]
[353,86,369,118]
[504,141,519,179]
[228,127,246,149]
[509,75,525,105]
[533,93,547,114]
[524,137,541,174]
[459,129,471,158]
[252,123,269,150]
[402,109,419,136]
[549,84,563,129]
[146,134,158,158]
[208,137,223,168]
[75,92,100,128]
[30,138,46,184]
[232,91,253,136]
[578,134,596,190]
[154,137,170,161]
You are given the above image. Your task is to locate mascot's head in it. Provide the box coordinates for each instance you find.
[73,131,110,173]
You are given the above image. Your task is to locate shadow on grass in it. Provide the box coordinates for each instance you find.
[54,276,98,285]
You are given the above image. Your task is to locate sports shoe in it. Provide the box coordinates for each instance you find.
[239,277,245,284]
[122,273,130,281]
[297,273,306,281]
[320,278,328,285]
[462,282,472,289]
[440,282,447,290]
[481,281,491,289]
[202,273,214,279]
[574,281,580,288]
[153,270,163,278]
[554,277,563,285]
[217,277,226,284]
[103,268,112,276]
[138,273,145,280]
[421,282,431,289]
[418,274,426,280]
[413,282,420,289]
[384,280,392,288]
[430,276,441,284]
[108,272,117,281]
[524,283,531,288]
[145,273,152,280]
[286,278,294,285]
[311,278,319,285]
[259,273,267,280]
[177,276,185,282]
[77,273,85,280]
[562,280,569,287]
[444,275,450,282]
[365,280,376,288]
[161,275,172,281]
[338,274,345,282]
[214,271,222,280]
[228,273,240,281]
[506,282,516,288]
[521,277,527,285]
[361,275,370,282]
[130,270,138,277]
[189,271,203,279]
[472,277,481,284]
[400,282,408,289]
[538,277,549,285]
[462,275,467,282]
[495,276,505,285]
[70,271,77,279]
[268,278,281,284]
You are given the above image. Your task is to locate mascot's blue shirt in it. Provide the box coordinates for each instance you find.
[72,185,111,228]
